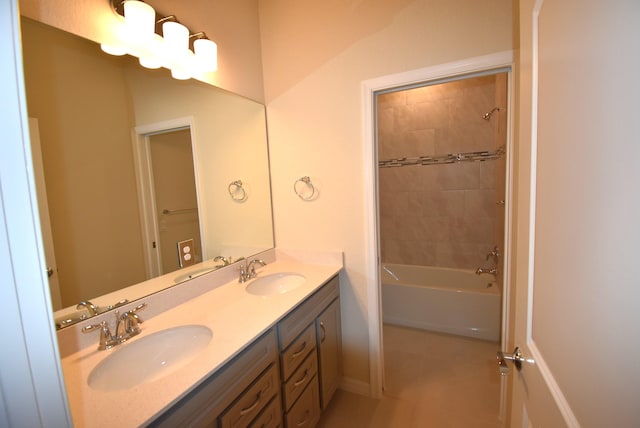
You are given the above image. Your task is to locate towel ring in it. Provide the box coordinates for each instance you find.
[294,176,317,201]
[228,180,247,202]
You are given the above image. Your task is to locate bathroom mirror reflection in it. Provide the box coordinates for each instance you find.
[20,18,274,329]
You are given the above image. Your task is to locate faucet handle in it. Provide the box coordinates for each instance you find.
[129,302,147,314]
[121,311,144,336]
[237,257,248,283]
[82,321,114,350]
[123,303,146,332]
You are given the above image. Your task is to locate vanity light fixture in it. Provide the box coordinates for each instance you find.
[100,0,218,79]
[192,33,218,73]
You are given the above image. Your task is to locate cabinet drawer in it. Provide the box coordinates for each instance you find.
[281,324,316,381]
[283,351,317,411]
[150,329,278,428]
[285,376,320,428]
[278,276,339,350]
[221,364,279,428]
[248,394,282,428]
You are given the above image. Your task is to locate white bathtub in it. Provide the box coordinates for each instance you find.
[381,264,501,341]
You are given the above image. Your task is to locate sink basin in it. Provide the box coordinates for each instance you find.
[88,325,212,391]
[246,272,306,296]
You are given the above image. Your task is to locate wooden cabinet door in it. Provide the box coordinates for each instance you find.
[315,298,341,410]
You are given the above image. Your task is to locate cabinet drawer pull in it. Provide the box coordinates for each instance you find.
[293,369,309,388]
[291,341,307,359]
[239,391,262,416]
[319,321,326,343]
[296,410,310,427]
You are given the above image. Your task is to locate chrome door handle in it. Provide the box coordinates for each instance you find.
[497,346,526,375]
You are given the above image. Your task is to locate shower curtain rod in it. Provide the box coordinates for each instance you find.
[378,146,505,168]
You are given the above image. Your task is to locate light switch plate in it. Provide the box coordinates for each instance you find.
[177,238,195,268]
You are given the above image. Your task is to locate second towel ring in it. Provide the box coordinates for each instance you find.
[294,176,318,201]
[228,180,248,202]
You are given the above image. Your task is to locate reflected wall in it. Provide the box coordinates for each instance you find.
[21,18,273,313]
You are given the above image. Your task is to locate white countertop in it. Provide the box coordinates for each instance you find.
[60,249,343,427]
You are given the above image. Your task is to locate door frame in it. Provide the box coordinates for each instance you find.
[1,0,71,424]
[361,50,515,398]
[131,116,204,278]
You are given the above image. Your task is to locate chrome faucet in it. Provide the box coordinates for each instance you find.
[237,257,267,283]
[115,310,144,339]
[475,267,498,277]
[213,256,230,266]
[76,300,99,317]
[247,259,267,280]
[82,303,146,350]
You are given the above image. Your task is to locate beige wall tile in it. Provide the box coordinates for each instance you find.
[378,74,507,269]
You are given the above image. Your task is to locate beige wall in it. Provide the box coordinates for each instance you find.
[260,0,513,386]
[377,75,507,269]
[126,68,273,261]
[21,18,146,307]
[19,0,265,102]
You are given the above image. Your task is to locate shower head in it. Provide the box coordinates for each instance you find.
[483,107,501,120]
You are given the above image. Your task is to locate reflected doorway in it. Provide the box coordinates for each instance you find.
[133,119,205,279]
[148,128,202,273]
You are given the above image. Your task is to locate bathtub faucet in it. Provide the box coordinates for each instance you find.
[475,267,498,277]
[486,246,501,265]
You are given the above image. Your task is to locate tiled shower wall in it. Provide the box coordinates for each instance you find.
[378,74,507,269]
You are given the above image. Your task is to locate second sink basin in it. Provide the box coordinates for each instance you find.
[246,272,306,296]
[88,324,212,392]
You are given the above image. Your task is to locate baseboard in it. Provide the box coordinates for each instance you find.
[339,377,371,396]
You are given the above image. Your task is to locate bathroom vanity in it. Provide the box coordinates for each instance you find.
[151,275,341,427]
[59,250,343,427]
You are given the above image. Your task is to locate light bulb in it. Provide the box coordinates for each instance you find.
[171,68,192,80]
[100,20,128,56]
[169,50,195,80]
[194,38,218,72]
[124,0,156,40]
[163,21,189,51]
[101,43,127,56]
[138,33,164,69]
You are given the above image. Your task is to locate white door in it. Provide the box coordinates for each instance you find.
[28,118,62,311]
[508,0,640,426]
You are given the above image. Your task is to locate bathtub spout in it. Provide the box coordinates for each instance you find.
[476,267,497,277]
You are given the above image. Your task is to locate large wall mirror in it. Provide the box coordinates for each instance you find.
[21,17,274,329]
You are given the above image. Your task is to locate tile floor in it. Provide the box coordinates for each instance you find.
[317,324,504,428]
